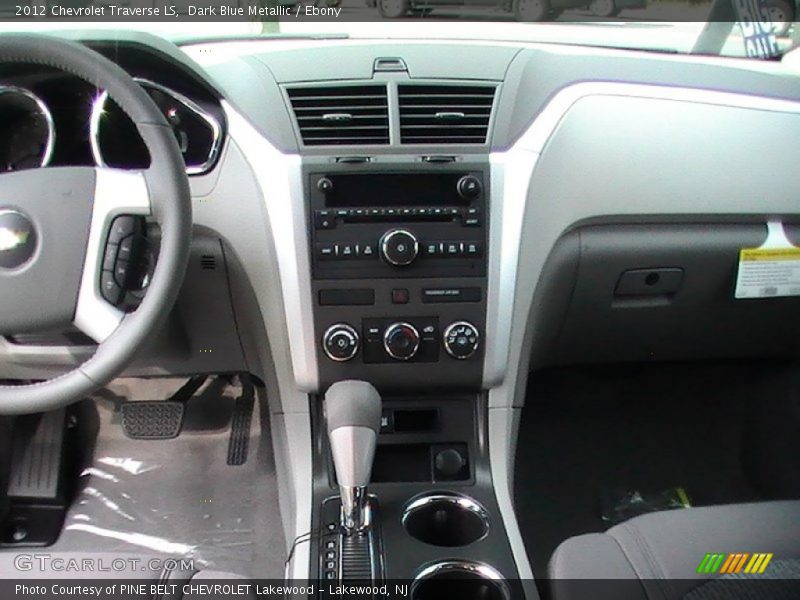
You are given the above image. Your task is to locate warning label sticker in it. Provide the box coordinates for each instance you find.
[735,222,800,299]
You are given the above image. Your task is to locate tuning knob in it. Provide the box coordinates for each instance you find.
[383,322,420,361]
[380,229,419,266]
[322,323,359,362]
[457,175,482,199]
[443,321,480,360]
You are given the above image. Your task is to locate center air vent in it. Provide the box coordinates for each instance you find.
[398,84,496,145]
[287,85,389,146]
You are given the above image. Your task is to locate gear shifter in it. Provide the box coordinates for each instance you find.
[324,380,382,535]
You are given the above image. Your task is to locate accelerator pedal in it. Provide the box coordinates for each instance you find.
[226,376,255,466]
[121,376,206,440]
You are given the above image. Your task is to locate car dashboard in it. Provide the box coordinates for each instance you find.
[1,30,799,589]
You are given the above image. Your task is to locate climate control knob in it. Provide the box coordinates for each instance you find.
[380,229,419,266]
[383,322,420,361]
[443,321,480,360]
[322,323,359,362]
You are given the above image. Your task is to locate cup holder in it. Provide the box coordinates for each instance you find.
[411,561,510,600]
[402,493,489,547]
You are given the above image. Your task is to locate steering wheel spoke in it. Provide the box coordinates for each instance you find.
[73,168,152,343]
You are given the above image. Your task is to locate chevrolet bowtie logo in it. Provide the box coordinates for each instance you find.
[0,228,31,252]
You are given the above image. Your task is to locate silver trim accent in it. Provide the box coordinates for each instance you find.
[73,168,151,343]
[383,321,420,361]
[90,78,223,176]
[443,320,480,360]
[379,228,419,266]
[412,560,510,599]
[322,323,360,362]
[402,492,490,542]
[222,104,317,393]
[0,86,56,169]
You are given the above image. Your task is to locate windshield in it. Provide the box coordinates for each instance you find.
[0,0,797,60]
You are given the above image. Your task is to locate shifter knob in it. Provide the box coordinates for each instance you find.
[324,380,382,534]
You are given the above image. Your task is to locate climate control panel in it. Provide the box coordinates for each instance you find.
[320,318,481,365]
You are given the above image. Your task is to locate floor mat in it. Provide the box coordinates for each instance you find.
[514,362,765,582]
[48,377,286,578]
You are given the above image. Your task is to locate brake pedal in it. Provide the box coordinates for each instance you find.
[120,376,207,440]
[121,401,185,440]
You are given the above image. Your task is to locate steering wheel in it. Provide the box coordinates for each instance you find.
[0,35,192,415]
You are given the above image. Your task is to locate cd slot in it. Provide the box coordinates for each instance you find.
[343,212,457,224]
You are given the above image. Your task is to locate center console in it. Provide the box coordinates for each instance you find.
[307,157,488,391]
[305,157,522,598]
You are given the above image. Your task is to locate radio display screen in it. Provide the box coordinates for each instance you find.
[323,173,468,207]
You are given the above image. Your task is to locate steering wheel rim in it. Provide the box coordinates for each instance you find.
[0,34,192,415]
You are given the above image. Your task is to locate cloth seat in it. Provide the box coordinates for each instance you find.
[548,500,800,600]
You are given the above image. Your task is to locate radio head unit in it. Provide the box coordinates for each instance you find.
[309,170,487,280]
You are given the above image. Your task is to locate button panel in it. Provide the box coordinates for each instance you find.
[100,216,151,311]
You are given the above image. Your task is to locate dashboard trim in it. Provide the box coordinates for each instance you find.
[90,78,224,176]
[0,85,56,170]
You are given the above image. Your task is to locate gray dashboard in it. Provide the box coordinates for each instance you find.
[2,33,800,403]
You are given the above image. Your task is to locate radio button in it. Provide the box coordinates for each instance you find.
[465,242,482,256]
[337,244,355,258]
[445,242,463,256]
[315,210,336,230]
[457,175,483,199]
[380,229,419,266]
[423,242,441,257]
[360,244,376,258]
[464,217,481,227]
[317,244,336,260]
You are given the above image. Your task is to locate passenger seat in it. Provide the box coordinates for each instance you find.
[549,500,800,599]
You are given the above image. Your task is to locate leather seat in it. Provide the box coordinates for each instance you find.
[548,500,800,600]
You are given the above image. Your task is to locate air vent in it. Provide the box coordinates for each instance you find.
[200,255,217,270]
[398,84,496,145]
[287,85,389,146]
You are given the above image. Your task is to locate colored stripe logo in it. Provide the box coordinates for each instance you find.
[697,553,773,574]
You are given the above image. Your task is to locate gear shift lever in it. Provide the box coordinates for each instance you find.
[324,380,382,535]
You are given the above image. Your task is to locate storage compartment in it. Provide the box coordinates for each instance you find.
[531,223,800,368]
[403,493,489,547]
[411,561,509,600]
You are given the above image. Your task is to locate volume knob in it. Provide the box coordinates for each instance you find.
[380,229,419,266]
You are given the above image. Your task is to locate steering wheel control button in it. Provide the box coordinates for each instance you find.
[380,228,419,266]
[323,323,359,362]
[457,175,483,199]
[108,215,136,244]
[443,321,480,360]
[0,210,37,270]
[100,271,122,305]
[384,322,421,361]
